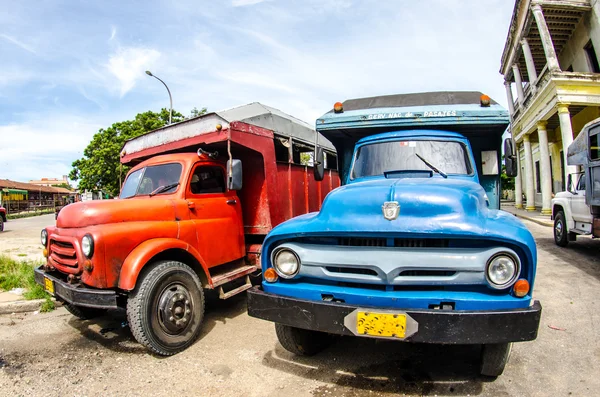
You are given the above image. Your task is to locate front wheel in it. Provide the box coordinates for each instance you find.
[127,260,205,356]
[554,211,569,247]
[480,342,512,377]
[275,323,333,356]
[0,217,3,232]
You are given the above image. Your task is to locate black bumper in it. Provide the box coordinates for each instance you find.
[247,287,542,344]
[34,266,119,309]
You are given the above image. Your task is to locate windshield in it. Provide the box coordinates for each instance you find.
[120,163,183,199]
[351,140,471,179]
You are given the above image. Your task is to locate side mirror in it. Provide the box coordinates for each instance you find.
[314,147,325,181]
[503,138,518,177]
[227,159,243,190]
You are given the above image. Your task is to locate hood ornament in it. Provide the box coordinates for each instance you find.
[382,201,400,221]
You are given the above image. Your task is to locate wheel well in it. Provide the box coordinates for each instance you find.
[553,204,564,217]
[147,248,209,287]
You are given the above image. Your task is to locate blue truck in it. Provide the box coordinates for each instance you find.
[247,91,541,377]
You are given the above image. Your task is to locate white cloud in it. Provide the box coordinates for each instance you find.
[0,116,104,181]
[232,0,266,7]
[109,26,117,41]
[106,47,161,97]
[0,33,36,54]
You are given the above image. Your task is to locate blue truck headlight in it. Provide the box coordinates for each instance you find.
[81,234,94,259]
[41,229,48,246]
[273,248,300,278]
[486,253,519,289]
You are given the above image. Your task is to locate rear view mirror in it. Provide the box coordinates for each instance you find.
[314,147,325,181]
[227,159,242,190]
[503,138,518,177]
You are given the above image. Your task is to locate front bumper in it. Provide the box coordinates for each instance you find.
[34,266,118,309]
[247,287,542,344]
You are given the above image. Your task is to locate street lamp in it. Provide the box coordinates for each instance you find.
[145,70,173,125]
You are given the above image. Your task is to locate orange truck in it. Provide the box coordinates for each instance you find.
[35,103,339,355]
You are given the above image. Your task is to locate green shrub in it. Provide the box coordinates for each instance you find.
[0,255,54,311]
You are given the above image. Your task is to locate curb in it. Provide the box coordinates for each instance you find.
[0,299,61,315]
[508,212,553,228]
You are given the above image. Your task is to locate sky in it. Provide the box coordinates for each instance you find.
[0,0,515,183]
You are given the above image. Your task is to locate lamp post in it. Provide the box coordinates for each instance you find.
[145,70,173,125]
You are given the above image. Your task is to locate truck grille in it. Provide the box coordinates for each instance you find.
[337,237,449,248]
[50,239,78,268]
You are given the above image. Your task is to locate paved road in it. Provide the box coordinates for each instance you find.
[0,214,55,261]
[1,219,599,396]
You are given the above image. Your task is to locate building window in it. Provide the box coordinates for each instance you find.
[535,161,541,193]
[550,155,554,193]
[584,40,600,73]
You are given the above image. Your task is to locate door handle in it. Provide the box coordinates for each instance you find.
[226,199,237,205]
[187,201,195,209]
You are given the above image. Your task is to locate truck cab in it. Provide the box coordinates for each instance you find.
[248,92,541,377]
[552,117,600,246]
[35,103,339,355]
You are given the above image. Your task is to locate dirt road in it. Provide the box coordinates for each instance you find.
[1,219,599,396]
[0,214,54,261]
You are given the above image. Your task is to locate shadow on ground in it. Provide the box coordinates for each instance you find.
[262,337,489,396]
[65,290,248,355]
[535,234,600,281]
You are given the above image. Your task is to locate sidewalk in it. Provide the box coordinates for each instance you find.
[500,201,553,227]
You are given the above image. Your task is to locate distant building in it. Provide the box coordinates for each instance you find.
[0,179,72,214]
[29,175,71,188]
[500,0,600,214]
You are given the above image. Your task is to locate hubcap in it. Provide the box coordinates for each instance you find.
[157,283,193,335]
[555,220,563,239]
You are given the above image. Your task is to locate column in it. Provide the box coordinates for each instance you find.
[504,80,515,115]
[515,141,523,209]
[523,134,536,211]
[520,38,538,83]
[537,121,553,214]
[557,103,578,183]
[531,4,561,72]
[512,64,525,104]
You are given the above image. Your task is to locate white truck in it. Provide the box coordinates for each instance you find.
[552,117,600,246]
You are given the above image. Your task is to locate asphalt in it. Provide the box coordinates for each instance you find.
[1,217,599,396]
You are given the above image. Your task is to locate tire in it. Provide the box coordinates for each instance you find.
[480,342,512,377]
[554,211,569,247]
[64,304,107,320]
[127,260,205,356]
[0,217,3,232]
[275,323,333,356]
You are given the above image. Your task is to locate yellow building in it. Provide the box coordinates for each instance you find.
[500,0,600,214]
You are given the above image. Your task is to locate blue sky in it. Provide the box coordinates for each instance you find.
[0,0,514,183]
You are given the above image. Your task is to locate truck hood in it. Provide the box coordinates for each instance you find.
[315,177,489,234]
[56,198,181,228]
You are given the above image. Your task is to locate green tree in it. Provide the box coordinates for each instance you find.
[51,182,73,190]
[69,108,188,197]
[190,107,207,118]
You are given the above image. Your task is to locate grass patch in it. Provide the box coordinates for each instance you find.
[0,255,54,312]
[7,209,54,220]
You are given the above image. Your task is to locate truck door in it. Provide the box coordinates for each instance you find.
[571,172,592,225]
[186,163,245,267]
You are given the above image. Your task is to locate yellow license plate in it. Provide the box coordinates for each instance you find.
[44,277,55,295]
[356,311,407,338]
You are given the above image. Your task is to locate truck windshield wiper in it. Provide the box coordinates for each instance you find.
[149,182,180,197]
[415,153,447,178]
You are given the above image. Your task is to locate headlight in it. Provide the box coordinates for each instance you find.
[486,254,519,289]
[81,234,94,258]
[41,229,48,246]
[273,248,300,278]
